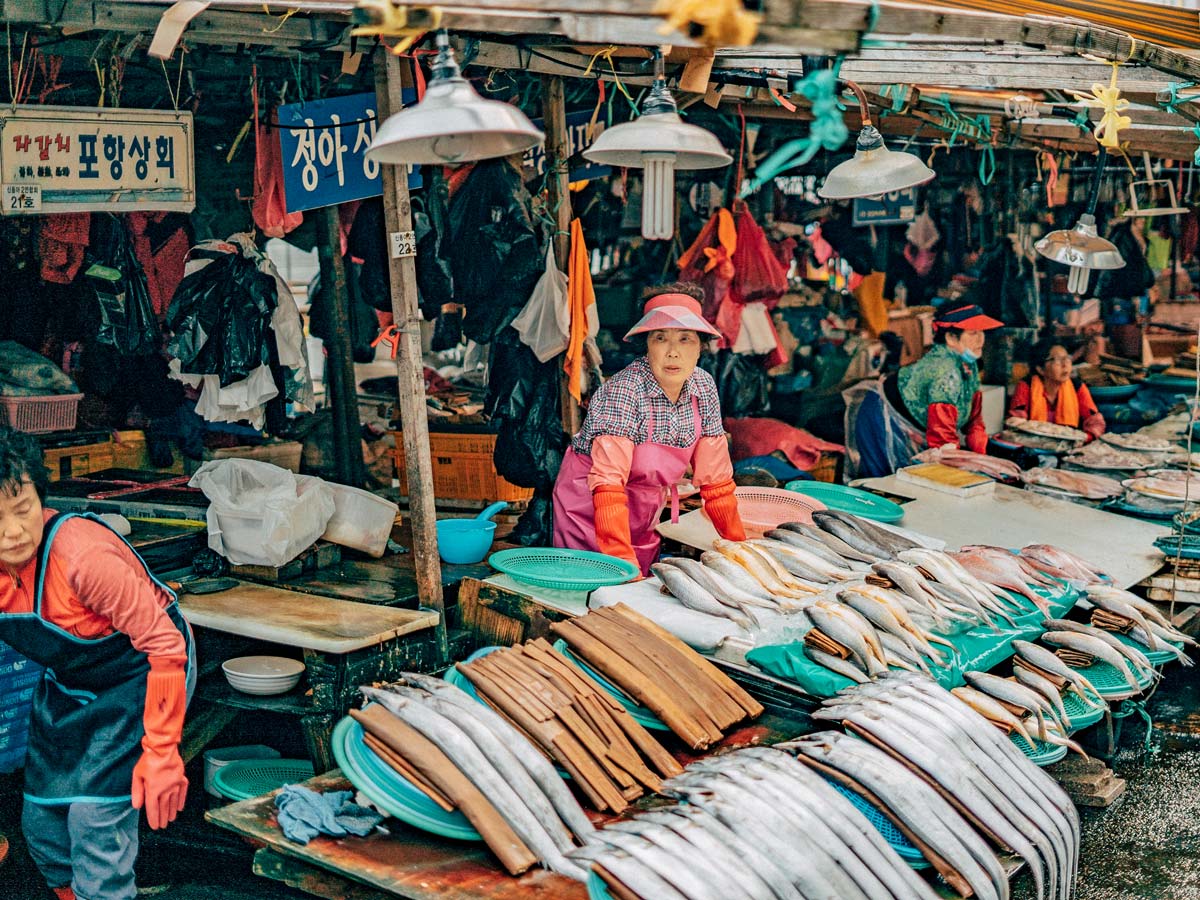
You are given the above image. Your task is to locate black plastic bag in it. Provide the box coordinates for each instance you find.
[308,262,378,363]
[698,349,770,419]
[85,216,160,357]
[1097,221,1154,300]
[166,248,275,387]
[430,306,463,352]
[486,328,567,491]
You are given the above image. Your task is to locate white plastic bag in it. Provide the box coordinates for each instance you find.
[189,459,335,567]
[511,244,570,363]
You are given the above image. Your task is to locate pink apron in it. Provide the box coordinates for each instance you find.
[552,397,700,576]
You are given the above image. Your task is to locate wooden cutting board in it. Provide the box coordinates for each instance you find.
[179,581,438,653]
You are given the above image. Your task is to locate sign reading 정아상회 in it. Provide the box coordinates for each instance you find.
[277,91,420,214]
[0,104,194,215]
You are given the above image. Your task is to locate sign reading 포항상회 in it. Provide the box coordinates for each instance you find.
[0,104,194,215]
[277,91,420,214]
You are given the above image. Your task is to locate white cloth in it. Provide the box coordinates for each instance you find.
[731,302,778,355]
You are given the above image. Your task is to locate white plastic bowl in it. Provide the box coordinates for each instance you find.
[222,656,305,695]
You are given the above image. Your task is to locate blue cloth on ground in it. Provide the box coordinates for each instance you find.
[275,784,383,845]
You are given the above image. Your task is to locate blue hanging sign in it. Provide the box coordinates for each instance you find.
[852,187,918,226]
[277,91,420,214]
[524,110,610,182]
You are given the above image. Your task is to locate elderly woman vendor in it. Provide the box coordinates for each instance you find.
[553,285,745,574]
[846,302,1004,477]
[1008,338,1105,441]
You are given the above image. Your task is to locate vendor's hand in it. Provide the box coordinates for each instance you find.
[132,747,188,830]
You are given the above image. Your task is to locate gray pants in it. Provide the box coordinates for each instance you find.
[22,799,139,900]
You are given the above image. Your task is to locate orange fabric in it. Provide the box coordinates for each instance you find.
[691,434,734,487]
[133,654,189,830]
[251,80,303,239]
[587,434,635,492]
[0,513,185,659]
[678,208,736,277]
[853,271,889,336]
[565,218,597,402]
[1028,375,1080,427]
[592,486,636,565]
[700,479,746,541]
[964,392,988,454]
[52,888,75,900]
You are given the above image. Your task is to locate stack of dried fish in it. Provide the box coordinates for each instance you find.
[1019,467,1124,501]
[811,673,1080,900]
[1085,586,1197,661]
[1040,618,1181,690]
[549,605,763,751]
[571,746,942,900]
[456,632,684,814]
[351,675,597,880]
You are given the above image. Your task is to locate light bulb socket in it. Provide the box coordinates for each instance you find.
[430,31,461,83]
[641,78,678,117]
[855,125,885,153]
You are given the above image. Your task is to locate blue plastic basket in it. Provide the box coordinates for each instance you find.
[826,780,930,868]
[1061,688,1107,732]
[1010,732,1068,766]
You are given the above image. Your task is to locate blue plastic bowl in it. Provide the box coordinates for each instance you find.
[436,519,497,564]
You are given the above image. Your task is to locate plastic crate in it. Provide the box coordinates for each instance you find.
[391,431,533,503]
[0,394,83,434]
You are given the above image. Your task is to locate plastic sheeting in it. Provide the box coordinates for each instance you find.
[842,377,925,479]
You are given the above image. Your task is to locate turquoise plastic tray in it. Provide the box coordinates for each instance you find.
[1010,732,1068,767]
[827,780,930,868]
[1061,687,1107,732]
[552,639,670,731]
[211,758,314,802]
[1069,657,1155,698]
[488,548,639,591]
[1110,630,1187,668]
[330,712,481,841]
[783,481,905,523]
[587,869,613,900]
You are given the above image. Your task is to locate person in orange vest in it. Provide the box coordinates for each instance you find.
[1009,339,1106,441]
[552,284,746,575]
[0,427,194,900]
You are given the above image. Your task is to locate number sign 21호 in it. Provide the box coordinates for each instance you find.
[0,104,194,214]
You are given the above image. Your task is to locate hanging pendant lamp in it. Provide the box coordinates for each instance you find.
[818,82,935,200]
[1035,147,1125,295]
[583,50,731,240]
[367,31,544,165]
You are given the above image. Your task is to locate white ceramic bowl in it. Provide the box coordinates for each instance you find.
[222,656,305,695]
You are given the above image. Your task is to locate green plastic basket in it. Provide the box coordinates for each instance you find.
[783,481,905,523]
[211,758,314,802]
[1109,631,1187,668]
[552,639,669,731]
[1061,687,1107,732]
[1009,732,1068,767]
[488,548,639,591]
[1072,658,1154,698]
[827,780,930,868]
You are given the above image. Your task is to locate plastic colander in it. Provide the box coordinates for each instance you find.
[488,548,639,591]
[703,486,826,532]
[210,758,314,802]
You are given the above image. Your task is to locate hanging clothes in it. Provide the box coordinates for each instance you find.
[39,214,91,284]
[251,94,303,239]
[677,208,736,323]
[565,219,600,402]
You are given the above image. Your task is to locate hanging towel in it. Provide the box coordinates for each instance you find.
[565,219,598,402]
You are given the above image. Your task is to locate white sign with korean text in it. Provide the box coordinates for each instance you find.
[0,104,195,215]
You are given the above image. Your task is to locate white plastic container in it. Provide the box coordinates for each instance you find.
[320,484,399,557]
[204,745,281,798]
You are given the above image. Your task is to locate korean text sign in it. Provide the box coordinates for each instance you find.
[277,91,419,214]
[524,110,609,182]
[0,104,194,215]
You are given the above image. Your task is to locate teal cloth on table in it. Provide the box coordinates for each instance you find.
[746,585,1078,699]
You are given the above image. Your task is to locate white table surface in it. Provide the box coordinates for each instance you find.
[856,476,1168,589]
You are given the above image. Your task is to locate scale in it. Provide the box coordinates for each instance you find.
[1123,151,1188,218]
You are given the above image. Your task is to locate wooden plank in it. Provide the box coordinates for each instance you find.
[280,560,421,608]
[207,769,586,900]
[375,49,449,666]
[179,582,438,653]
[253,848,393,900]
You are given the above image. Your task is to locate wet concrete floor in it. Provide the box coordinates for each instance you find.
[2,662,1199,899]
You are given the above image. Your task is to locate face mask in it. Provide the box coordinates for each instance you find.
[959,348,981,363]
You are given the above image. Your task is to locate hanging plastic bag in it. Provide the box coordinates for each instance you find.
[189,459,335,567]
[85,217,160,357]
[431,303,465,352]
[730,207,788,303]
[678,208,736,322]
[511,244,570,363]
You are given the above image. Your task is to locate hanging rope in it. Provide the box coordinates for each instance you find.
[655,0,760,47]
[351,1,441,55]
[1071,45,1133,150]
[1160,81,1196,117]
[582,45,636,111]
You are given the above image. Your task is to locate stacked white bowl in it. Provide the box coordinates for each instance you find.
[221,656,305,695]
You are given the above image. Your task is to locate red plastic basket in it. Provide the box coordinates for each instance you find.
[0,394,83,434]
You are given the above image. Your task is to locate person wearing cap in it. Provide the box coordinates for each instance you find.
[553,284,746,575]
[1009,338,1105,441]
[844,302,1003,477]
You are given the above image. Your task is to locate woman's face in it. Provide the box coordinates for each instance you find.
[1038,345,1073,385]
[946,329,986,359]
[646,329,702,396]
[0,480,42,569]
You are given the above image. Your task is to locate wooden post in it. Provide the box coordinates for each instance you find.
[541,74,580,435]
[374,49,448,664]
[313,197,367,488]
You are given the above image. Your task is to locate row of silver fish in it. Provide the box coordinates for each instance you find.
[813,673,1080,900]
[572,745,941,899]
[361,675,596,881]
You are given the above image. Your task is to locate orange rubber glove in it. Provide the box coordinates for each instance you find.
[592,485,637,567]
[132,654,188,830]
[700,478,746,541]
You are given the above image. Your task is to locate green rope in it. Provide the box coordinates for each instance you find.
[1161,81,1197,116]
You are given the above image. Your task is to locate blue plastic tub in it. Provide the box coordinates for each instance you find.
[436,519,497,564]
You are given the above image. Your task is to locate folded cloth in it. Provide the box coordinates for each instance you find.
[275,784,383,845]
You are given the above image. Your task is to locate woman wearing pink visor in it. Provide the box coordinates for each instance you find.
[553,284,746,575]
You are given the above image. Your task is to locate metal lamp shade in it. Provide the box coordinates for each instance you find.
[818,126,935,199]
[1034,214,1125,271]
[366,77,544,165]
[583,113,731,170]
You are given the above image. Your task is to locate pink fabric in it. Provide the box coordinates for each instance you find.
[554,397,700,576]
[587,434,635,493]
[723,416,844,471]
[692,435,734,487]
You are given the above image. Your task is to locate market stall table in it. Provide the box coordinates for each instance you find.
[850,477,1168,590]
